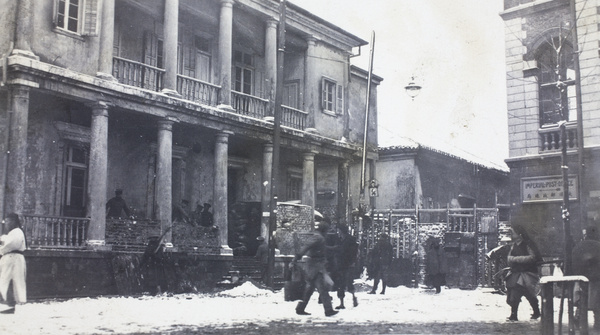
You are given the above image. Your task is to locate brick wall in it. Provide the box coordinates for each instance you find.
[105,219,162,252]
[105,219,220,254]
[275,203,313,256]
[171,223,219,254]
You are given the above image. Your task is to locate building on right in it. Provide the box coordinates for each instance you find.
[500,0,600,258]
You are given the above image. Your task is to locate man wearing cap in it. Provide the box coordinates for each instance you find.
[293,220,338,317]
[106,189,131,219]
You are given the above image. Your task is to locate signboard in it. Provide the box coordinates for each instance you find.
[369,179,379,197]
[521,175,578,203]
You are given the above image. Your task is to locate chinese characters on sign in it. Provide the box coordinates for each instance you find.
[521,175,578,203]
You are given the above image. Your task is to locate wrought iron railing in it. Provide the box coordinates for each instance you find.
[231,91,269,120]
[177,74,220,106]
[281,105,307,130]
[21,215,89,248]
[112,56,164,92]
[539,122,578,153]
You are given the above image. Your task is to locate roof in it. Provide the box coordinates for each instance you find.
[378,137,509,173]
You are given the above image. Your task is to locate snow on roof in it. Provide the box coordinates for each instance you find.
[379,137,509,173]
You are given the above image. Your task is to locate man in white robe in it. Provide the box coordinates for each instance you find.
[0,213,27,314]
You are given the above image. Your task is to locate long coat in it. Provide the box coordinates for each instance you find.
[0,228,27,304]
[426,244,448,276]
[296,231,329,282]
[506,239,540,297]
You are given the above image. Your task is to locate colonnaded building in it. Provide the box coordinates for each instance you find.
[0,0,380,296]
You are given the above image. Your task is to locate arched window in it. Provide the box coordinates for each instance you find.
[536,36,576,126]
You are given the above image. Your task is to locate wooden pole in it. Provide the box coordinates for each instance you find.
[266,0,286,288]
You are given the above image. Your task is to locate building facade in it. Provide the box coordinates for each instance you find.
[501,0,600,257]
[0,0,379,294]
[376,141,509,211]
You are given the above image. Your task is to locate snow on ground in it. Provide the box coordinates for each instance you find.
[0,279,554,334]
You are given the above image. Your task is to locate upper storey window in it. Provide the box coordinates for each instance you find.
[54,0,99,36]
[57,0,79,32]
[234,50,254,95]
[537,37,576,126]
[321,77,343,115]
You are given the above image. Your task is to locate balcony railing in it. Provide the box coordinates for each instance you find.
[232,91,269,120]
[281,105,307,130]
[539,122,578,152]
[112,57,164,92]
[177,74,220,106]
[112,59,309,131]
[21,215,89,249]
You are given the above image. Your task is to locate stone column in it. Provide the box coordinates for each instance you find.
[304,37,317,129]
[97,0,116,80]
[2,84,36,217]
[156,118,176,243]
[11,0,38,59]
[162,0,180,96]
[261,143,273,238]
[337,160,349,226]
[218,0,234,107]
[86,102,109,249]
[302,151,316,213]
[264,19,278,107]
[214,131,233,254]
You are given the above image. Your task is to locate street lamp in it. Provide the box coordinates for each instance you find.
[405,77,422,100]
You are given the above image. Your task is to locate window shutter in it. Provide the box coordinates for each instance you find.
[336,84,344,115]
[143,31,158,67]
[82,0,100,36]
[255,71,264,98]
[321,77,327,110]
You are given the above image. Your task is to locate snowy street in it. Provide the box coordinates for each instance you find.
[0,279,557,335]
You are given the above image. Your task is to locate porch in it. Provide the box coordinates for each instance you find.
[21,215,219,253]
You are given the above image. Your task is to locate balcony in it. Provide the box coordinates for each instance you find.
[282,105,307,130]
[112,57,164,92]
[539,122,578,153]
[112,57,308,131]
[177,74,220,106]
[231,91,269,120]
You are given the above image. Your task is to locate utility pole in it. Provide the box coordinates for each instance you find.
[570,0,586,237]
[359,31,375,206]
[266,0,286,288]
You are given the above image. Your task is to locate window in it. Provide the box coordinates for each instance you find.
[56,0,80,33]
[63,146,88,217]
[54,0,99,36]
[537,37,576,126]
[179,32,211,82]
[321,77,344,114]
[283,82,299,109]
[287,175,302,201]
[234,51,253,94]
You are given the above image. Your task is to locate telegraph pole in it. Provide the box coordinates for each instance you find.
[266,0,286,288]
